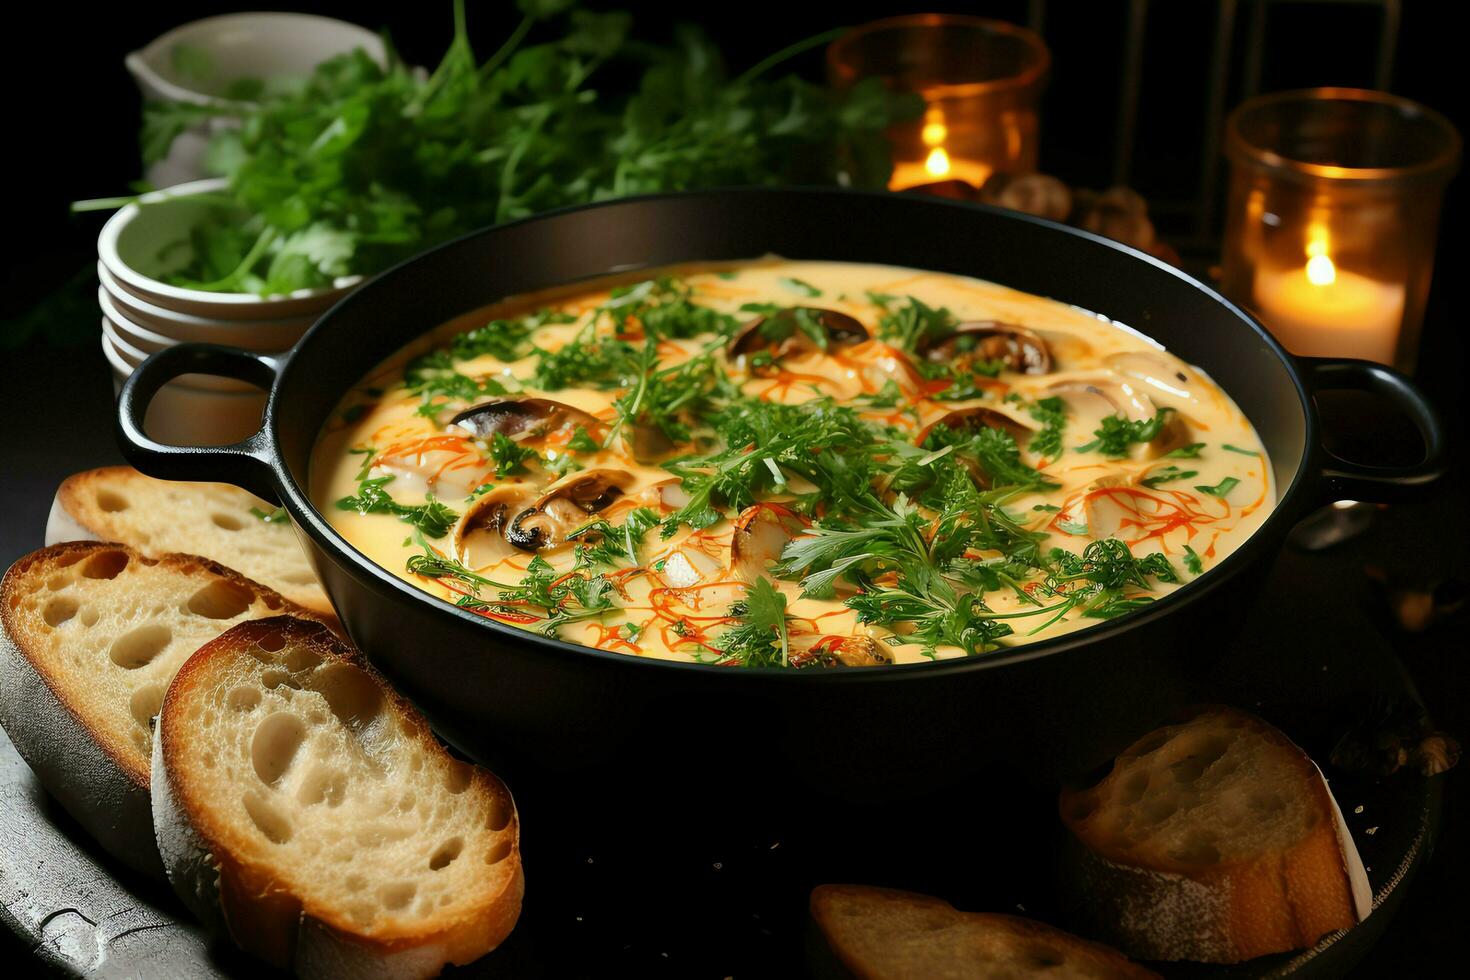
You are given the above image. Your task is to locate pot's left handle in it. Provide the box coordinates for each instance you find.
[116,343,282,501]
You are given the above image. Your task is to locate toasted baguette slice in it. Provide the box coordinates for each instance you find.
[49,466,331,615]
[153,617,523,979]
[1058,706,1371,963]
[810,884,1158,980]
[0,543,329,876]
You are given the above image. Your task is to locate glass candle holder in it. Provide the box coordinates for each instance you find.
[827,15,1050,192]
[1221,88,1460,372]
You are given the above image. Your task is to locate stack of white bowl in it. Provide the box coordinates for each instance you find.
[101,13,383,446]
[97,179,360,446]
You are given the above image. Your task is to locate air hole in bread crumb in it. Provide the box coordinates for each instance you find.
[55,551,87,567]
[79,606,99,627]
[284,646,322,673]
[96,490,129,512]
[346,875,367,892]
[46,575,68,591]
[398,792,416,812]
[212,513,245,531]
[228,688,262,712]
[109,623,172,669]
[1141,798,1178,824]
[298,766,347,807]
[485,839,513,865]
[187,579,256,619]
[313,663,382,729]
[282,571,316,585]
[1170,836,1221,865]
[1169,755,1211,784]
[444,761,472,795]
[1067,796,1098,823]
[252,712,307,786]
[486,795,512,832]
[378,883,415,912]
[262,669,295,690]
[1118,771,1149,805]
[1251,792,1286,814]
[429,836,463,871]
[257,632,288,653]
[81,551,130,580]
[243,791,293,844]
[130,684,165,728]
[1131,731,1171,758]
[42,596,80,627]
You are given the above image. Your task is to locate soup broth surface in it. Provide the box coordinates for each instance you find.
[314,260,1274,667]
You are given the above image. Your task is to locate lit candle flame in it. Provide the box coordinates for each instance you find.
[1306,253,1336,286]
[924,146,952,178]
[1304,223,1336,286]
[921,107,951,177]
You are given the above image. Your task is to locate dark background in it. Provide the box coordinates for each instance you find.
[2,2,1465,976]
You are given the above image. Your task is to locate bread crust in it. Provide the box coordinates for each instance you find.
[0,542,330,877]
[155,617,524,979]
[810,884,1158,980]
[52,467,334,616]
[1058,706,1362,963]
[0,600,162,877]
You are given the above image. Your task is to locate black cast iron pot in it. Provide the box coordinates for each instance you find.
[116,189,1444,809]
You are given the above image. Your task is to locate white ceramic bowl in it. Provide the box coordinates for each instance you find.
[126,13,388,186]
[98,289,175,354]
[126,12,385,106]
[102,334,268,447]
[101,317,258,397]
[97,265,314,350]
[97,178,360,319]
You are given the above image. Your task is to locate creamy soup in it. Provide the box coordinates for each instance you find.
[313,261,1274,667]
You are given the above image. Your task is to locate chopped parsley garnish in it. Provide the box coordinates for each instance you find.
[1222,443,1258,456]
[1141,465,1198,489]
[1182,545,1204,575]
[570,507,660,570]
[713,578,791,667]
[249,506,288,523]
[873,295,956,352]
[778,276,822,297]
[1077,409,1175,458]
[1194,476,1240,499]
[1026,396,1067,461]
[566,426,601,453]
[1165,442,1205,458]
[487,432,538,475]
[336,450,459,538]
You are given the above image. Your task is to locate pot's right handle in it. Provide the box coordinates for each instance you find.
[116,343,282,501]
[1302,357,1447,502]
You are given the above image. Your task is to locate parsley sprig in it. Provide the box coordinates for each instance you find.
[335,449,459,537]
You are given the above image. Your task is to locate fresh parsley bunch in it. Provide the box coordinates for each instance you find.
[131,0,916,295]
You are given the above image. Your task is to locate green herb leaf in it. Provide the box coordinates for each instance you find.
[1183,544,1204,575]
[1140,466,1198,489]
[1194,476,1240,499]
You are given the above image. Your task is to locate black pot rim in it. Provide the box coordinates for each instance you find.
[260,187,1318,685]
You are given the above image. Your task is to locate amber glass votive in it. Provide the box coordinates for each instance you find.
[828,15,1050,192]
[1221,88,1460,372]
